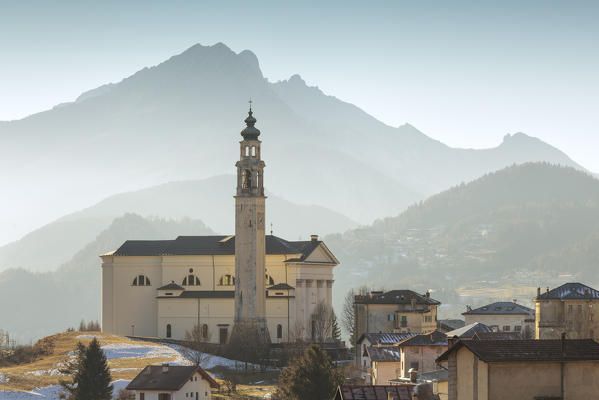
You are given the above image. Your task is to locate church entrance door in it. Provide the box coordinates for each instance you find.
[219,328,228,344]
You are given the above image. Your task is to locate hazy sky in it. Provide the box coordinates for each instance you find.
[1,0,598,170]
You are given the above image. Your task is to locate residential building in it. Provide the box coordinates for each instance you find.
[356,332,417,370]
[126,364,219,400]
[462,301,534,337]
[535,282,599,340]
[436,338,599,400]
[101,109,339,344]
[396,331,448,378]
[366,346,403,385]
[354,290,440,360]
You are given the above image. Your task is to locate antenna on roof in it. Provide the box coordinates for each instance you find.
[270,222,273,236]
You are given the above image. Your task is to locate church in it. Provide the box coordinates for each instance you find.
[100,107,339,344]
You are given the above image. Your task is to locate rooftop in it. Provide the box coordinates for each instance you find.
[126,365,219,391]
[463,301,534,316]
[473,331,523,340]
[157,282,185,291]
[536,282,599,300]
[354,290,440,305]
[334,384,439,400]
[445,322,493,338]
[366,346,402,362]
[109,235,323,259]
[437,339,599,363]
[396,331,448,347]
[357,332,418,346]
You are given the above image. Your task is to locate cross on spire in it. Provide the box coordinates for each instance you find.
[249,98,253,112]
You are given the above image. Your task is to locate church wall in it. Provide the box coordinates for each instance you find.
[158,298,234,342]
[101,258,114,333]
[266,297,292,343]
[102,255,162,338]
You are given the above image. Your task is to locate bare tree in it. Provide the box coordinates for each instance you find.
[341,289,356,347]
[311,302,335,343]
[182,324,211,367]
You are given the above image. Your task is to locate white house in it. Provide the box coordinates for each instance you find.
[126,364,219,400]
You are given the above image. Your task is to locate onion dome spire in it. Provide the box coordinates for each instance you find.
[240,100,260,140]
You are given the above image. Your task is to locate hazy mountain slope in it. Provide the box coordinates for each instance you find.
[0,42,583,245]
[0,214,213,342]
[0,175,358,272]
[326,163,599,318]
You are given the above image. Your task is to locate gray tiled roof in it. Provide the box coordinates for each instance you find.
[473,331,523,340]
[536,283,599,300]
[462,301,534,316]
[157,290,234,299]
[111,235,320,258]
[354,290,440,305]
[438,339,599,363]
[157,282,184,291]
[396,331,448,346]
[126,365,218,391]
[445,322,493,338]
[367,346,402,362]
[334,384,439,400]
[357,332,418,346]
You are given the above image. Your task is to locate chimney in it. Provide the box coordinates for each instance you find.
[466,305,472,312]
[537,287,541,297]
[547,287,550,294]
[513,299,517,303]
[162,363,169,373]
[310,234,319,242]
[425,291,430,299]
[561,332,567,357]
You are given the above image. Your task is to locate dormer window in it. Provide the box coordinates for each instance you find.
[132,275,151,286]
[182,274,201,286]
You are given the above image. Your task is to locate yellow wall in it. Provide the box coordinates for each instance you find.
[372,361,401,385]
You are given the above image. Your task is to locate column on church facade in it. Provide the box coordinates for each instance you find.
[305,279,313,340]
[326,280,334,309]
[295,279,304,339]
[317,280,325,307]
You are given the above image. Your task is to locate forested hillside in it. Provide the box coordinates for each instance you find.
[328,163,599,316]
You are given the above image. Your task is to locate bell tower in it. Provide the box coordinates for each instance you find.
[231,103,270,344]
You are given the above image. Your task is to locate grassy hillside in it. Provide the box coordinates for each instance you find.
[327,163,599,318]
[0,214,213,342]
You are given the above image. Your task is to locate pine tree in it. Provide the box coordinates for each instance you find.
[331,311,341,342]
[276,344,344,400]
[60,338,113,400]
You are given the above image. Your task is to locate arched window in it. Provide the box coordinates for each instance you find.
[277,324,283,339]
[166,324,172,338]
[132,275,151,286]
[266,274,275,286]
[218,274,235,286]
[182,274,201,286]
[241,169,251,189]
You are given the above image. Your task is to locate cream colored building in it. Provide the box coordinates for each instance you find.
[535,282,599,340]
[101,108,339,344]
[354,290,440,361]
[366,346,403,385]
[462,301,534,338]
[437,338,599,400]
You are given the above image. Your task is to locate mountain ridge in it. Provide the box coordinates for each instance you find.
[0,41,585,246]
